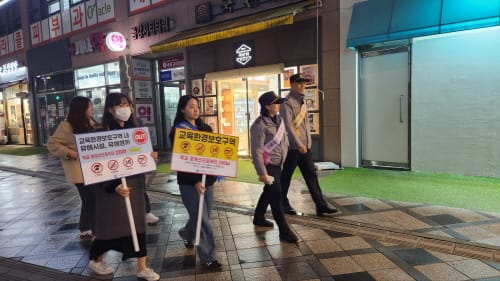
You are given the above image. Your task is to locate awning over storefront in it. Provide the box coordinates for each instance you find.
[347,0,500,47]
[205,63,284,80]
[150,0,317,53]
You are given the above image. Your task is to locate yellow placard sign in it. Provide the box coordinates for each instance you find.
[172,128,239,160]
[171,128,239,177]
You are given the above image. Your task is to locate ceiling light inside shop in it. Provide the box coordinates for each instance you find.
[0,0,14,7]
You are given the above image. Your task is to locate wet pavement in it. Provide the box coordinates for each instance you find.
[1,153,500,280]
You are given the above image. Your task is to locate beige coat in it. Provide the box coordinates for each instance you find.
[47,120,84,184]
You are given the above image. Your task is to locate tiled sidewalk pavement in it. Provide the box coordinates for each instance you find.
[0,168,500,280]
[2,153,500,280]
[151,172,500,250]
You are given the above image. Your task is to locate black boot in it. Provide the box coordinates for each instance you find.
[316,206,338,216]
[253,218,274,227]
[279,230,299,243]
[283,203,298,215]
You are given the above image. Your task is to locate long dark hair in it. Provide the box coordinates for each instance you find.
[168,95,204,141]
[101,93,138,130]
[67,96,96,133]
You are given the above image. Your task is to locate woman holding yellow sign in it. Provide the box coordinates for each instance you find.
[169,95,222,270]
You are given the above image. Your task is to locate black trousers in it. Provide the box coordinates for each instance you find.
[144,192,151,213]
[75,183,96,232]
[280,149,327,209]
[254,165,292,234]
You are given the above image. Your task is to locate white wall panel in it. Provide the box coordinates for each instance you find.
[412,26,500,177]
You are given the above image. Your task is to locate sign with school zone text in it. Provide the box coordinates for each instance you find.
[171,128,239,177]
[75,127,156,185]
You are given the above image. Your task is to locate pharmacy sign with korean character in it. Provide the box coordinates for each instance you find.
[171,128,239,177]
[75,127,156,185]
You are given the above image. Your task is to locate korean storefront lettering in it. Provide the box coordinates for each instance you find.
[70,32,106,56]
[131,17,173,39]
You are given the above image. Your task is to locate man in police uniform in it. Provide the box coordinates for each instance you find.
[279,73,338,216]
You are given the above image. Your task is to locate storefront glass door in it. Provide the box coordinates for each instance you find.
[163,82,183,148]
[37,91,75,145]
[360,49,409,169]
[23,98,33,144]
[6,97,24,144]
[217,75,279,156]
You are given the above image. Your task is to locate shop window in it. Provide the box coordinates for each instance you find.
[38,90,75,145]
[28,0,47,23]
[0,9,7,36]
[47,0,70,14]
[76,87,106,120]
[75,62,121,121]
[36,72,75,93]
[28,0,70,23]
[75,65,106,89]
[105,62,120,85]
[47,0,60,15]
[0,0,21,36]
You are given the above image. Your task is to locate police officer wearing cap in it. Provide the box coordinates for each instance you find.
[280,73,338,216]
[250,91,299,243]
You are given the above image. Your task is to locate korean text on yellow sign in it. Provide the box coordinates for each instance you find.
[171,128,239,177]
[172,129,239,160]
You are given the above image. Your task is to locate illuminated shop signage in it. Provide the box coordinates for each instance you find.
[159,56,184,70]
[70,32,106,56]
[106,32,126,52]
[0,67,28,84]
[131,17,174,40]
[0,60,19,73]
[159,56,185,82]
[234,42,254,67]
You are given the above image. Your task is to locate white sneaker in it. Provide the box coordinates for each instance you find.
[88,260,113,275]
[145,212,159,225]
[80,230,93,239]
[137,267,160,281]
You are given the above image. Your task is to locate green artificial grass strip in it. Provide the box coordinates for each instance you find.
[0,146,48,156]
[319,167,500,213]
[157,159,300,184]
[157,162,171,173]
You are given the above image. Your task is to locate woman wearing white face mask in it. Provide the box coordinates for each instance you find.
[87,93,160,281]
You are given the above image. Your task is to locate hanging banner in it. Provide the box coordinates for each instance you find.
[171,128,238,177]
[75,127,156,185]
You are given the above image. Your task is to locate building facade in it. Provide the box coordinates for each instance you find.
[341,0,500,177]
[0,0,342,164]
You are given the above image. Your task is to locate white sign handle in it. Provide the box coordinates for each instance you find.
[194,174,206,246]
[121,177,140,252]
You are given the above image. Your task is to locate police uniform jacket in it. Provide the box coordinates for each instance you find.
[279,90,312,150]
[250,114,289,176]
